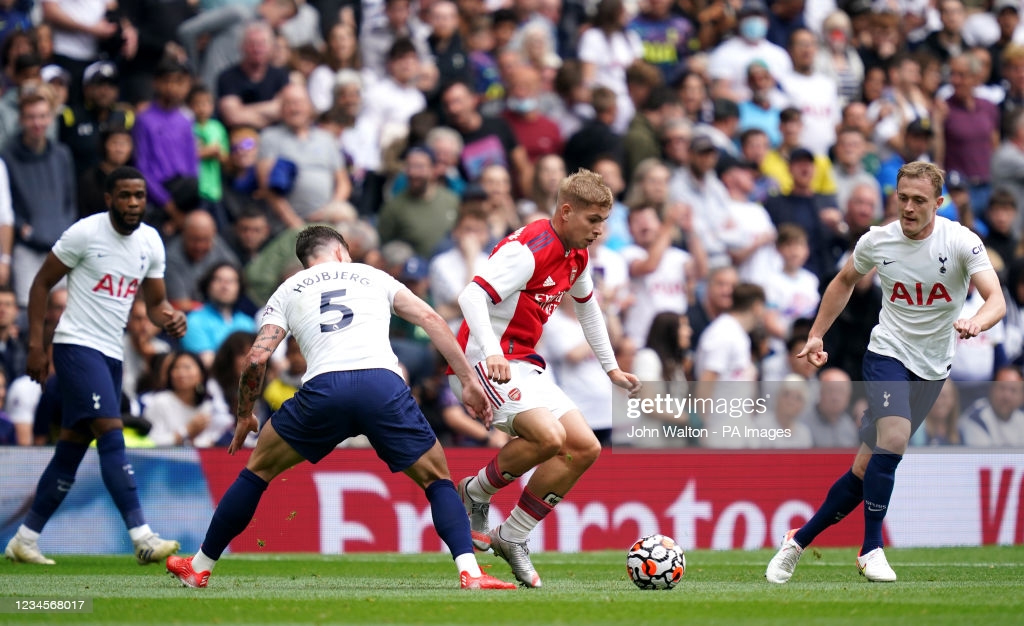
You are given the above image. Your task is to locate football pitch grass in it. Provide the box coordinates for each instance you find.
[1,546,1022,625]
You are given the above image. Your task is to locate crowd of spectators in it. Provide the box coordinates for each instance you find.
[1,0,1024,449]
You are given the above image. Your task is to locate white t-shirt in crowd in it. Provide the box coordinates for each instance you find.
[620,245,692,345]
[778,70,841,156]
[707,37,792,101]
[540,307,613,430]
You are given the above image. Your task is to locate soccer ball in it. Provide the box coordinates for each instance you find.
[626,534,686,590]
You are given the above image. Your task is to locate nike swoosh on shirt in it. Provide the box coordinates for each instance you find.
[882,260,895,265]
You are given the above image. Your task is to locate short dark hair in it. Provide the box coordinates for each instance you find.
[730,282,766,312]
[553,59,584,98]
[989,188,1018,211]
[105,166,146,193]
[739,127,768,147]
[625,60,663,89]
[776,223,808,246]
[388,37,418,62]
[441,78,475,98]
[780,107,802,123]
[237,204,270,222]
[99,124,133,161]
[187,83,211,104]
[14,52,41,75]
[641,85,678,112]
[295,225,349,268]
[591,86,617,115]
[492,8,518,26]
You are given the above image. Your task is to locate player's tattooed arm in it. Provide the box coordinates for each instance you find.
[236,325,287,420]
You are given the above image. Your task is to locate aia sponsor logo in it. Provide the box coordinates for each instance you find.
[889,281,951,306]
[92,274,139,299]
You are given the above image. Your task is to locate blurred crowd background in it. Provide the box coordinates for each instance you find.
[0,0,1022,449]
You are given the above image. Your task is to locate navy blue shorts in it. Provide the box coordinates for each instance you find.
[52,343,123,429]
[270,369,437,471]
[859,351,945,449]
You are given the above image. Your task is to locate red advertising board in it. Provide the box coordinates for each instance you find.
[199,449,879,553]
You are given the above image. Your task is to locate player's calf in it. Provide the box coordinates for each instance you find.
[457,477,492,551]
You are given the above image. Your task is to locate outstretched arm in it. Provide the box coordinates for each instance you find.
[573,295,641,397]
[799,255,865,368]
[394,288,493,425]
[457,282,509,384]
[229,324,286,453]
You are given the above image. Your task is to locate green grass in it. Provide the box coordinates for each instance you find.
[1,546,1023,625]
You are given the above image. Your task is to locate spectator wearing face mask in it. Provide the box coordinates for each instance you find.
[707,0,792,103]
[501,64,562,168]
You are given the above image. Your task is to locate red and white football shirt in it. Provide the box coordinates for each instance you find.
[456,219,594,368]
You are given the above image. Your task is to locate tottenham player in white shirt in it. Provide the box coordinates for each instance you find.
[5,167,188,566]
[166,226,516,590]
[766,162,1005,584]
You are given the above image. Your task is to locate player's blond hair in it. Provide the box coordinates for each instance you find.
[896,161,945,199]
[556,168,614,211]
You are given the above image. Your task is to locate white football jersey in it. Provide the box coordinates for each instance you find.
[52,213,166,360]
[261,262,405,383]
[852,216,992,380]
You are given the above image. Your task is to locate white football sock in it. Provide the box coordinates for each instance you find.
[128,524,153,542]
[16,525,40,543]
[454,553,481,577]
[191,548,217,574]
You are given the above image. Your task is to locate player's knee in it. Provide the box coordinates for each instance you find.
[533,422,565,458]
[570,436,602,468]
[875,432,909,455]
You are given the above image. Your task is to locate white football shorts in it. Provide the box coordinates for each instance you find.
[449,359,577,436]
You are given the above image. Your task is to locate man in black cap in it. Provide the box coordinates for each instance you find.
[673,134,730,264]
[59,61,135,178]
[717,155,779,283]
[765,147,842,279]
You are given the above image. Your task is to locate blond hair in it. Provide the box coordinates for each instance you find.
[1004,43,1024,68]
[556,168,613,211]
[896,161,945,199]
